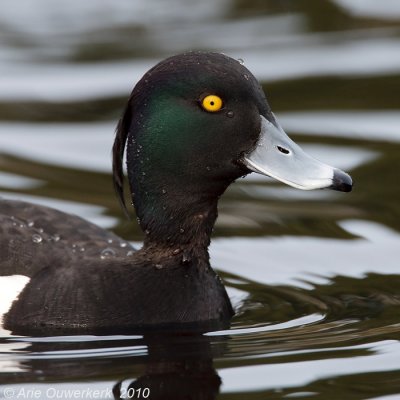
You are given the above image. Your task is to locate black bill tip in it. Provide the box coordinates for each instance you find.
[331,169,353,192]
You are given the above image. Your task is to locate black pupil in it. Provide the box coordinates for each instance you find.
[210,101,214,106]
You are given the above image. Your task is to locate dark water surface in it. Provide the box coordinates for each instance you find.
[1,0,400,398]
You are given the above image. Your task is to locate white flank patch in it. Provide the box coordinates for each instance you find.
[0,275,30,328]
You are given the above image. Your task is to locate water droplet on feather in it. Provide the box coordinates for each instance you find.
[100,248,116,259]
[32,234,43,243]
[50,234,61,242]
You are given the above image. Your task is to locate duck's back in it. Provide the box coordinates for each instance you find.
[0,198,133,332]
[0,199,130,277]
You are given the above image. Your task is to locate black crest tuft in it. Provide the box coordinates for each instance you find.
[112,98,132,218]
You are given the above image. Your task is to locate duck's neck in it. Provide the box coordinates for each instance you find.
[132,181,222,261]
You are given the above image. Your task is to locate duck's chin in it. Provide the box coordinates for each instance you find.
[243,115,352,192]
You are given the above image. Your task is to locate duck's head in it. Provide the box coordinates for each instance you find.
[113,52,352,245]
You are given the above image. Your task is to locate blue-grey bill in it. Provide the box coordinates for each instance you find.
[244,116,352,192]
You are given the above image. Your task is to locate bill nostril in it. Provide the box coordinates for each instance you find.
[277,146,290,155]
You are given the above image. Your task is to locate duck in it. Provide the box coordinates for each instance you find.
[0,52,352,335]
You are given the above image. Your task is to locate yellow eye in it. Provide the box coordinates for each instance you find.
[201,94,223,112]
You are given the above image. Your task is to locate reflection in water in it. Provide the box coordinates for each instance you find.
[113,333,222,400]
[1,332,225,400]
